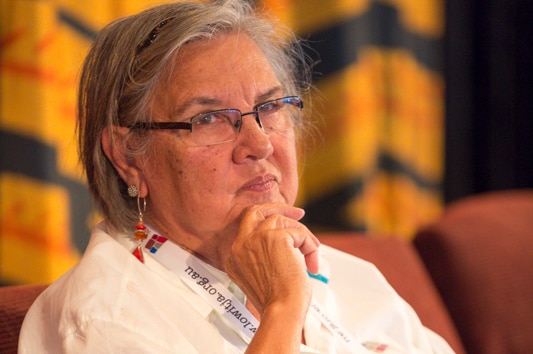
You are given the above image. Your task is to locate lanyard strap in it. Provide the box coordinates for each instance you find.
[143,232,259,339]
[308,298,367,353]
[142,233,368,352]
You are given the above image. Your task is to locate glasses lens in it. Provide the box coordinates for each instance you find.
[190,109,240,145]
[258,97,302,132]
[187,97,302,146]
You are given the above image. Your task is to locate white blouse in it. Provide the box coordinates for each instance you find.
[19,221,454,353]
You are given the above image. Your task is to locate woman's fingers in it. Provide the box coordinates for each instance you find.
[277,226,320,275]
[240,203,306,226]
[238,203,320,272]
[226,203,321,312]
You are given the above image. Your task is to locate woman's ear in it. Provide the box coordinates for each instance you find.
[101,126,148,197]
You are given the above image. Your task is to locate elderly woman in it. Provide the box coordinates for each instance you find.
[20,1,453,353]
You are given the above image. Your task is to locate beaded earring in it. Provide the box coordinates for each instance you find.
[128,185,148,263]
[127,185,139,198]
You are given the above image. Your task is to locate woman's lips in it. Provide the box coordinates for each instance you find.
[240,175,277,192]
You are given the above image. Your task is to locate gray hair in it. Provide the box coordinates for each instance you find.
[78,0,313,232]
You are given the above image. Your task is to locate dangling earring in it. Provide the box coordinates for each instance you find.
[129,186,148,263]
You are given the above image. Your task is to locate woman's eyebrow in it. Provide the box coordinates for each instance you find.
[172,96,222,117]
[256,86,283,103]
[172,86,284,117]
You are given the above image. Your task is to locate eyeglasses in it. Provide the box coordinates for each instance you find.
[129,96,303,146]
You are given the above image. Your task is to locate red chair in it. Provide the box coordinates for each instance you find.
[0,284,47,354]
[415,190,533,354]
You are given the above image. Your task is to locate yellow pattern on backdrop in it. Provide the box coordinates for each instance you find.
[1,0,444,285]
[261,0,445,237]
[0,0,169,285]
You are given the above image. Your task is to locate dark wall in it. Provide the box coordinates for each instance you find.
[445,0,533,203]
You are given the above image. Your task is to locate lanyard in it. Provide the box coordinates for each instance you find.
[308,299,366,353]
[142,232,368,353]
[142,232,259,339]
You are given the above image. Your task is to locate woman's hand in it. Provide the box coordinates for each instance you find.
[224,203,320,353]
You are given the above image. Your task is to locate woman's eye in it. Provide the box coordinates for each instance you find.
[196,113,220,125]
[194,112,236,128]
[259,101,282,114]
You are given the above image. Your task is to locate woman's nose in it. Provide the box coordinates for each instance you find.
[232,114,273,162]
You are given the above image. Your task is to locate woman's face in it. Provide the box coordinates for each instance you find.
[140,33,299,268]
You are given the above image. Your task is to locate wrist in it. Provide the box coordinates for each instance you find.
[246,301,306,354]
